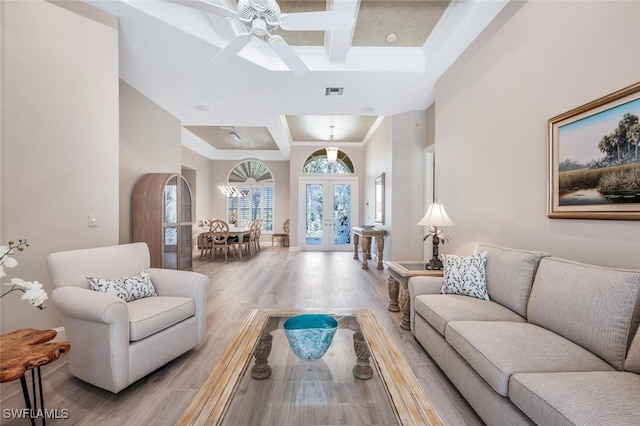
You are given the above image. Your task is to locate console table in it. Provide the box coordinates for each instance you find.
[0,329,70,426]
[352,227,386,270]
[386,261,444,330]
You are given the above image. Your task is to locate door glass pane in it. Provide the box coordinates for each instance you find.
[333,184,351,245]
[306,184,323,245]
[164,177,178,224]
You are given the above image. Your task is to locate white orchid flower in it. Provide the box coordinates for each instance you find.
[0,239,46,310]
[0,247,18,267]
[10,278,48,309]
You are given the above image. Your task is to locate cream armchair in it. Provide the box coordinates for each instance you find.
[47,242,209,393]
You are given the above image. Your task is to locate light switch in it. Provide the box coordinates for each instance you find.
[88,214,98,227]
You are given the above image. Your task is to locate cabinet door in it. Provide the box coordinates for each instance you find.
[163,176,179,270]
[178,177,193,270]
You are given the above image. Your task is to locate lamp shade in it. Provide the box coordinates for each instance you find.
[417,202,455,227]
[325,146,338,163]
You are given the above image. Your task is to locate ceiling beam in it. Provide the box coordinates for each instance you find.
[325,0,360,63]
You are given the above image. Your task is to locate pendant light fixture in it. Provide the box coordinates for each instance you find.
[325,125,339,164]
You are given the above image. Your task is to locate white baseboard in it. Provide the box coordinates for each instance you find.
[52,326,67,342]
[288,246,301,252]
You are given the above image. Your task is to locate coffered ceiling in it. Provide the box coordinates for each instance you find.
[84,0,510,160]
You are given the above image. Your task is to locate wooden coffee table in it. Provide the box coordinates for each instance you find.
[178,309,443,425]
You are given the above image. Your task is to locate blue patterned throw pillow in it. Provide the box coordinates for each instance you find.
[441,251,489,300]
[87,270,157,302]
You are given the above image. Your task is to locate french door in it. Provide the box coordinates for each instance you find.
[299,177,358,251]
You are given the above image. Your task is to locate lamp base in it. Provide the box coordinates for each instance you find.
[425,258,443,270]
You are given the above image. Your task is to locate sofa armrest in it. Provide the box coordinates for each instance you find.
[147,268,209,298]
[51,286,130,392]
[408,276,444,334]
[52,286,127,324]
[148,268,210,344]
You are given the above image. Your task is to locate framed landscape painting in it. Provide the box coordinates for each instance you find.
[548,82,640,220]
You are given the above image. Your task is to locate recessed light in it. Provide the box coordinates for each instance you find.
[386,33,397,44]
[194,105,210,112]
[360,106,374,114]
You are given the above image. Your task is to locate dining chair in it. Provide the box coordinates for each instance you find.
[241,220,259,257]
[207,219,234,261]
[271,219,289,247]
[254,219,263,253]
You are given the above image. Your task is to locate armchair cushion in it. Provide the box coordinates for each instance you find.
[87,270,157,302]
[128,296,195,342]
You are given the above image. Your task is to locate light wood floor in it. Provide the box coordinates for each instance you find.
[0,247,483,426]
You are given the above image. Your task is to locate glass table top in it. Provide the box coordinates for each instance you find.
[178,309,443,426]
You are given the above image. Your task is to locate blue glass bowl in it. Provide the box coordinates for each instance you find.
[283,314,338,361]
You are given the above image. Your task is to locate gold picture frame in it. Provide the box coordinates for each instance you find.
[548,82,640,220]
[375,173,385,224]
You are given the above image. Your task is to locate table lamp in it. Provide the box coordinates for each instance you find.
[417,202,455,270]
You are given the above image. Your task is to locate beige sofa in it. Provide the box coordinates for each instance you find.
[409,244,640,426]
[47,243,209,393]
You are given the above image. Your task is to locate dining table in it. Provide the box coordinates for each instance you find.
[199,226,253,260]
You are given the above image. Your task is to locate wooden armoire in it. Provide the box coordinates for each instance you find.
[132,173,193,270]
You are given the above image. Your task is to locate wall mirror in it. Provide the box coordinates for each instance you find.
[375,173,385,224]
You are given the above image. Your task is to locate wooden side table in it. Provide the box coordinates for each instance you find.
[386,261,444,330]
[0,329,70,426]
[352,227,386,270]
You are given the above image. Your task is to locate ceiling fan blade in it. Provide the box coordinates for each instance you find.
[250,0,270,10]
[211,34,253,64]
[267,35,309,76]
[170,0,238,19]
[279,11,354,32]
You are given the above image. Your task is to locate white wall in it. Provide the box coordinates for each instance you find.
[391,110,428,260]
[1,0,119,332]
[119,80,182,243]
[182,146,212,231]
[435,0,640,268]
[364,112,429,261]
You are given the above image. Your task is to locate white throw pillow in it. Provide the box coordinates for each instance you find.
[87,270,157,302]
[441,251,489,300]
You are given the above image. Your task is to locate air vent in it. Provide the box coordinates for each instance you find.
[324,87,344,97]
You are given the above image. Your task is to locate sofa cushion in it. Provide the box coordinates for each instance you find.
[474,244,548,318]
[509,371,640,426]
[128,296,195,342]
[625,328,640,373]
[446,321,615,396]
[441,251,489,300]
[414,294,525,336]
[527,257,640,370]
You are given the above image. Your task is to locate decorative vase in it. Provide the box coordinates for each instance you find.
[283,314,338,361]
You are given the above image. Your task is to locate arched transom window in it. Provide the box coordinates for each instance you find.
[226,160,274,232]
[303,149,355,174]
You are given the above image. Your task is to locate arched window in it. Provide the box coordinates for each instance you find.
[303,149,355,174]
[226,160,274,232]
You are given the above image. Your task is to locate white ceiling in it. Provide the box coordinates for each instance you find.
[85,0,510,160]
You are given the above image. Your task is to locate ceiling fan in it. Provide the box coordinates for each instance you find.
[172,0,354,76]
